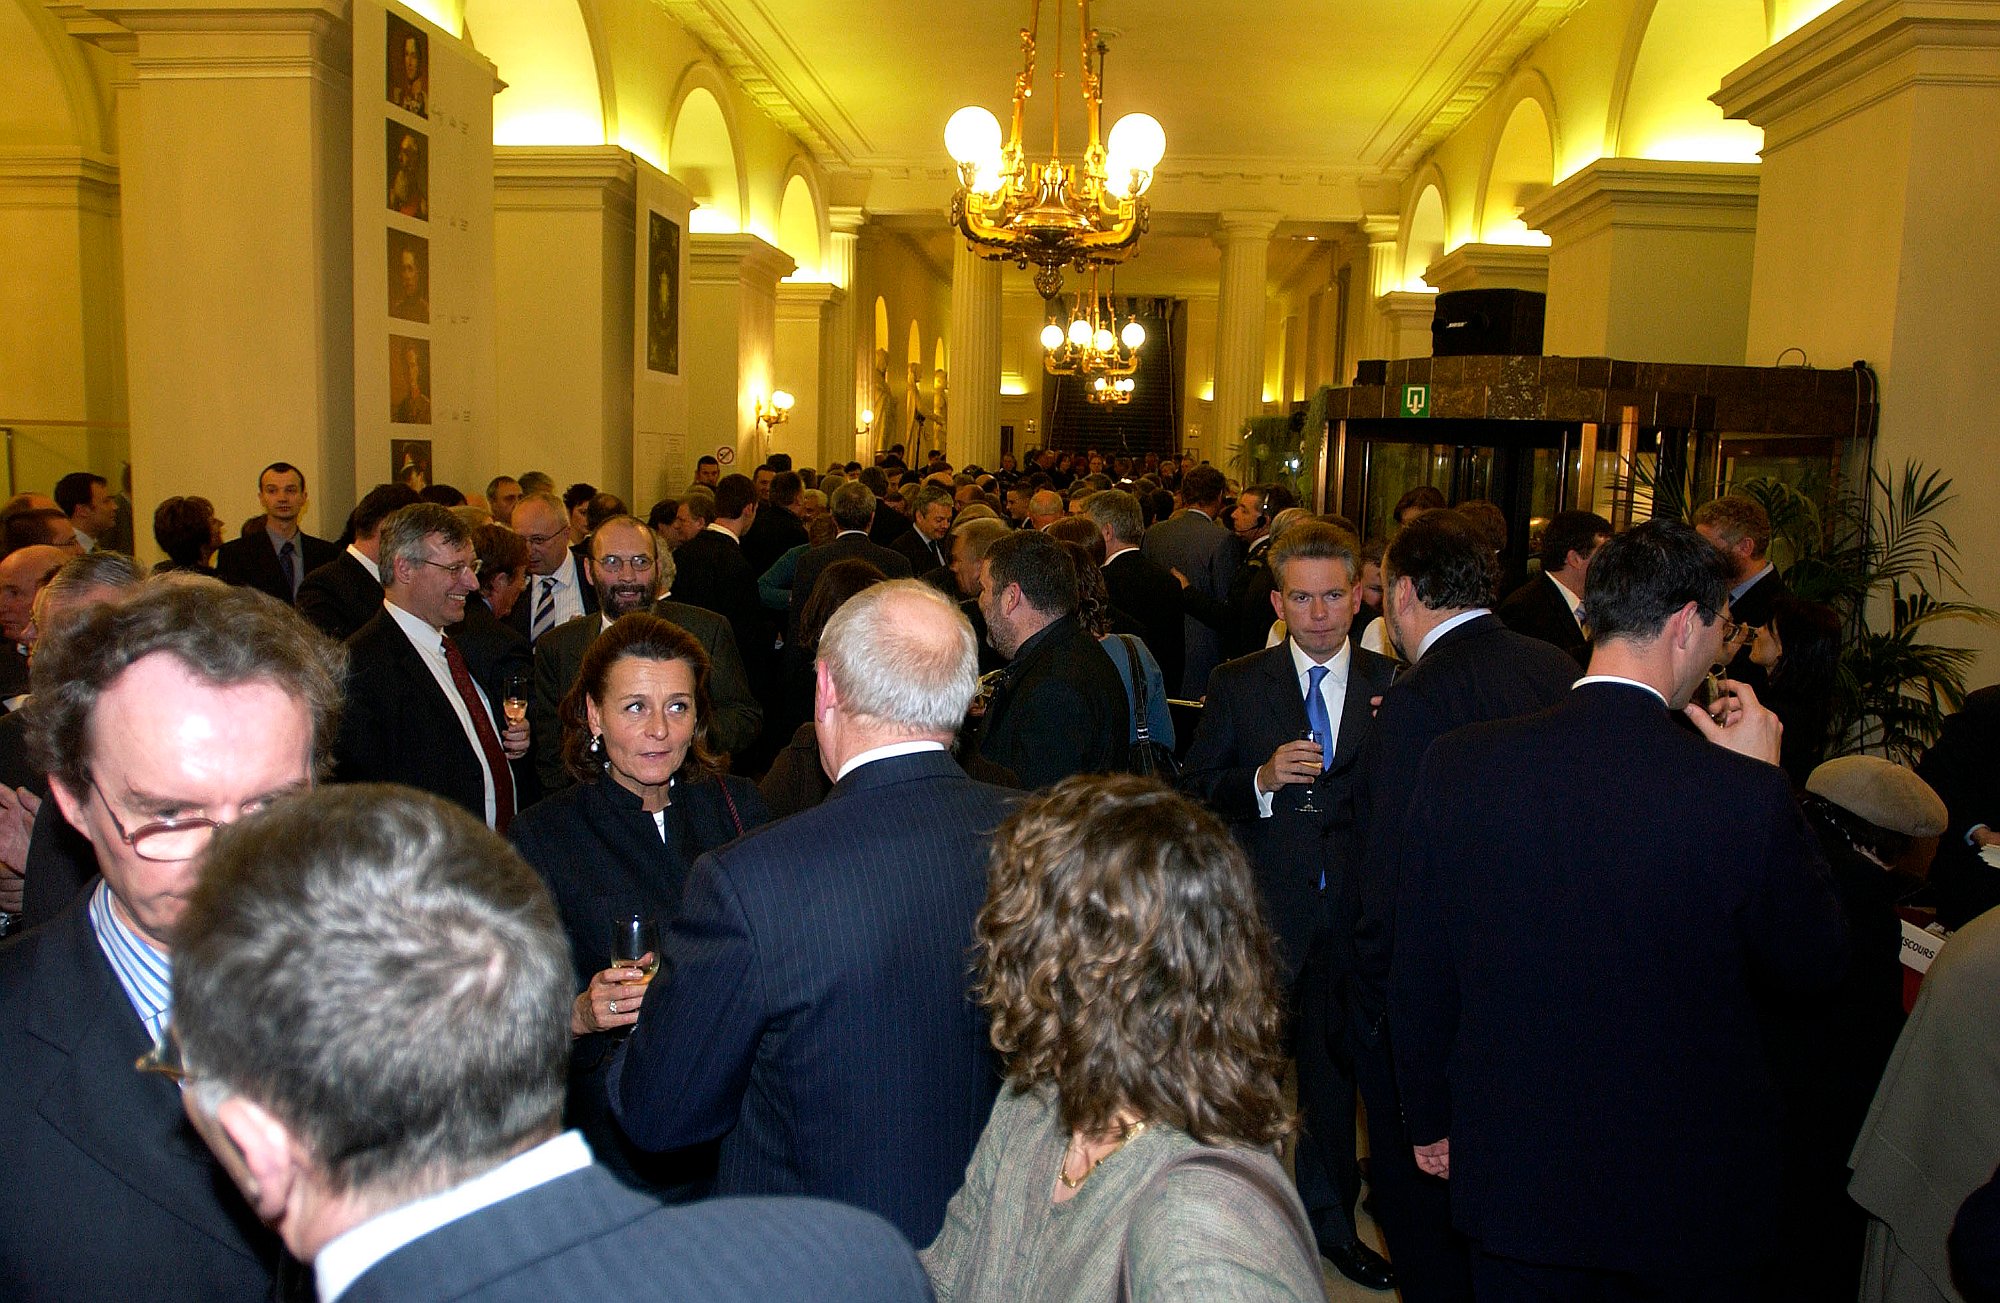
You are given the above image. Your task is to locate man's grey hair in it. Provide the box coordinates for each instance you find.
[829,480,877,532]
[511,490,565,525]
[378,503,474,585]
[912,483,954,516]
[28,576,346,795]
[1082,490,1144,544]
[172,786,571,1200]
[818,579,977,733]
[42,550,144,608]
[953,517,1012,564]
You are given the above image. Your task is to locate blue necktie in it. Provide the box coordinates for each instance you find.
[278,540,298,598]
[1305,664,1333,772]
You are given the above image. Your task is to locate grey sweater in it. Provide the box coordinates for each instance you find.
[921,1085,1325,1301]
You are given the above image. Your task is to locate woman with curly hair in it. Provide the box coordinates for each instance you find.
[923,774,1323,1300]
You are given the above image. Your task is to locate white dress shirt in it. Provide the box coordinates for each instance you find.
[1414,607,1490,662]
[531,551,587,631]
[1254,639,1350,818]
[1574,674,1667,706]
[314,1131,592,1302]
[835,739,947,783]
[384,598,499,827]
[1547,572,1584,622]
[346,543,382,584]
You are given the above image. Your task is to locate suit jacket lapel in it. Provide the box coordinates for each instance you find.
[29,906,263,1258]
[1261,646,1310,738]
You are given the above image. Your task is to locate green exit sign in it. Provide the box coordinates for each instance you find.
[1401,384,1430,418]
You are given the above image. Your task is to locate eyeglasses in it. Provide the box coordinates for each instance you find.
[89,774,298,863]
[519,530,567,548]
[1720,618,1757,643]
[417,558,477,580]
[135,1028,194,1085]
[593,554,655,575]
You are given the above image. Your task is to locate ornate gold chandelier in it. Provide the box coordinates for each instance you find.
[1041,267,1144,379]
[1088,375,1136,406]
[944,0,1165,298]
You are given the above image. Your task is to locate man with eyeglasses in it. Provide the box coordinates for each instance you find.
[527,515,762,792]
[505,490,597,644]
[0,577,343,1300]
[333,504,530,830]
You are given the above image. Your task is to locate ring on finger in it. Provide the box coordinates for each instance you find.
[609,1000,619,1014]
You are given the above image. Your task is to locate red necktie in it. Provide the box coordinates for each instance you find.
[441,635,516,831]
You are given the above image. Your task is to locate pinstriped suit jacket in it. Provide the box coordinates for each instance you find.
[609,749,1010,1247]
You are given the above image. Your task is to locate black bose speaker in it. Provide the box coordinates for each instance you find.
[1431,289,1545,356]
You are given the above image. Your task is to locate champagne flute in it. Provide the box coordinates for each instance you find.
[502,673,530,729]
[1295,729,1327,814]
[610,915,659,984]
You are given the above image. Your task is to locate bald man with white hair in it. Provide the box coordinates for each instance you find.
[611,580,1009,1248]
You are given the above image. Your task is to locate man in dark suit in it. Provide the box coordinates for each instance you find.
[739,469,809,577]
[170,786,929,1303]
[892,482,955,574]
[1496,509,1610,665]
[1348,509,1581,1303]
[1695,493,1789,691]
[0,579,343,1300]
[1181,521,1396,1291]
[213,461,338,605]
[506,491,598,643]
[1180,482,1296,662]
[859,466,913,547]
[296,482,419,641]
[974,529,1129,790]
[670,474,774,694]
[1141,463,1242,696]
[789,480,912,641]
[1390,520,1848,1299]
[610,581,1008,1246]
[334,504,530,829]
[529,516,763,791]
[1085,489,1186,697]
[1919,683,2000,928]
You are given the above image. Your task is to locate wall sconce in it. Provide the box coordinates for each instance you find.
[858,407,875,435]
[755,390,795,433]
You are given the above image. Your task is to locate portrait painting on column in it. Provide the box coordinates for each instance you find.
[386,10,427,117]
[390,336,432,424]
[387,121,429,220]
[647,211,680,375]
[387,229,429,323]
[391,439,432,491]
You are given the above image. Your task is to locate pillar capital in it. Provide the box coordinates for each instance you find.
[827,205,868,236]
[1214,210,1282,246]
[1715,0,2000,150]
[493,146,635,217]
[1422,243,1550,295]
[775,281,843,317]
[65,0,352,72]
[688,233,797,288]
[1359,213,1400,245]
[1522,159,1760,244]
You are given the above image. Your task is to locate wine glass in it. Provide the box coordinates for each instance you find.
[502,673,530,729]
[1295,729,1327,814]
[610,915,659,984]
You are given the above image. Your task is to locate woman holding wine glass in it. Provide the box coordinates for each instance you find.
[508,613,770,1189]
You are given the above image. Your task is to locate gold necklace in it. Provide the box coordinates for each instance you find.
[1058,1120,1148,1190]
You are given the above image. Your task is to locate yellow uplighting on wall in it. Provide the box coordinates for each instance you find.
[1483,219,1553,247]
[1198,380,1214,402]
[1000,375,1030,396]
[1635,129,1763,164]
[401,0,462,37]
[1771,0,1844,41]
[688,208,738,234]
[493,109,604,147]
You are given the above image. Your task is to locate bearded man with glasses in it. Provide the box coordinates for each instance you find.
[334,504,530,830]
[0,575,344,1301]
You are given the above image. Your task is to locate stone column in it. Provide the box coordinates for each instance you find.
[70,0,356,541]
[826,206,865,463]
[493,146,635,497]
[773,280,842,471]
[1374,291,1439,361]
[1350,214,1403,371]
[1422,244,1550,295]
[1717,0,2000,670]
[1211,212,1279,459]
[685,234,795,469]
[947,239,1002,469]
[1521,159,1759,364]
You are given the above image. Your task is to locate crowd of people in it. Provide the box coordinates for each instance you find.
[0,446,1995,1303]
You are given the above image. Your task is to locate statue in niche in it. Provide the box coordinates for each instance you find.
[899,362,928,446]
[867,348,893,456]
[930,368,949,448]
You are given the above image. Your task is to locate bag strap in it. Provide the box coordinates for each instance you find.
[1115,1147,1319,1300]
[717,779,745,837]
[1115,635,1153,742]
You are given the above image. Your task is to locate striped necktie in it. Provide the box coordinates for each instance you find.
[532,576,557,640]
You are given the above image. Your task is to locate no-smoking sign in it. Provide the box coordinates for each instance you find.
[715,446,737,465]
